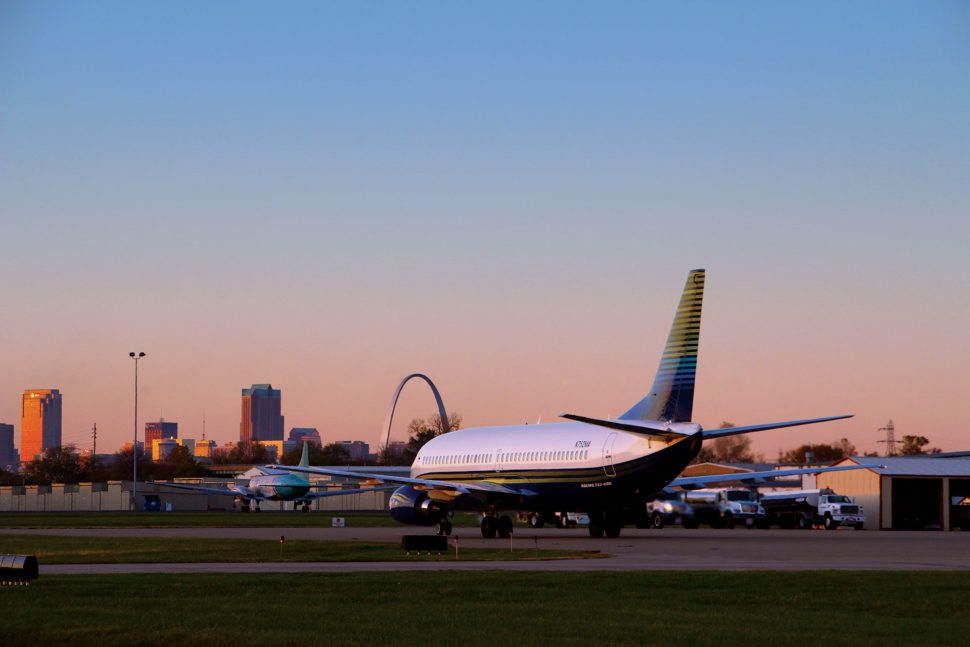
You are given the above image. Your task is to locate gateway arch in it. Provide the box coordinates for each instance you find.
[381,373,450,454]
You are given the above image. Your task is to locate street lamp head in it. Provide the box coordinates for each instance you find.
[139,352,146,357]
[129,352,135,357]
[129,351,146,358]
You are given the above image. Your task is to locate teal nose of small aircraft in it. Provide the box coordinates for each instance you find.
[273,474,310,500]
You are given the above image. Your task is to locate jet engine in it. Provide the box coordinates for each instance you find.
[388,485,445,526]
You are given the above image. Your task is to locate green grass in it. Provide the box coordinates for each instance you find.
[1,571,966,646]
[0,534,594,563]
[0,511,488,528]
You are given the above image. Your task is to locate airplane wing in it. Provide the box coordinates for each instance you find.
[304,486,397,499]
[667,463,873,490]
[701,415,853,438]
[151,481,250,497]
[271,465,532,496]
[152,480,395,499]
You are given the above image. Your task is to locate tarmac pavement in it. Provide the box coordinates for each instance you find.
[5,525,969,573]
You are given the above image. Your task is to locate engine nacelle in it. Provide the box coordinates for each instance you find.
[389,485,444,526]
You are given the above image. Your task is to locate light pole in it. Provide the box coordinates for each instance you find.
[129,351,145,511]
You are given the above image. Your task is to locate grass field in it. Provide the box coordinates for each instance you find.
[2,571,966,646]
[0,511,485,529]
[0,534,596,563]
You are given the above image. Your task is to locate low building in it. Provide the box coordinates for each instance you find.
[152,438,179,461]
[288,427,322,446]
[820,456,970,531]
[194,440,216,460]
[335,440,370,461]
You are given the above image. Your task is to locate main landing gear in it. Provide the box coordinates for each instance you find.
[480,515,513,539]
[587,511,623,538]
[434,519,453,536]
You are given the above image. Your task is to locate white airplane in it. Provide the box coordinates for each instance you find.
[280,269,862,537]
[154,442,388,511]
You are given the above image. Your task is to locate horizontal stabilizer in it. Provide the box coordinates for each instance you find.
[702,415,854,438]
[560,414,697,440]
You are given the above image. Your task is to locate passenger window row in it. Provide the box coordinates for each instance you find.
[422,450,591,466]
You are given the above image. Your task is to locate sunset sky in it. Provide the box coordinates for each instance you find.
[2,2,968,459]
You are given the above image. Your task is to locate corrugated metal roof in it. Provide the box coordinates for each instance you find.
[846,456,970,477]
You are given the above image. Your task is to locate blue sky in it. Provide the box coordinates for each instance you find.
[2,2,968,456]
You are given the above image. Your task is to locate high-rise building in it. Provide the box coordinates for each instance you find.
[240,384,284,443]
[288,427,322,446]
[0,423,19,470]
[21,389,62,463]
[145,419,178,448]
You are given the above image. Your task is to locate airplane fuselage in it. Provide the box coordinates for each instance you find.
[249,473,312,501]
[412,422,703,510]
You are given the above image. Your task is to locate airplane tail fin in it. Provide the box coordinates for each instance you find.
[620,268,704,423]
[296,441,311,483]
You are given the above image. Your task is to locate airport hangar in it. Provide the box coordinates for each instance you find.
[818,455,970,531]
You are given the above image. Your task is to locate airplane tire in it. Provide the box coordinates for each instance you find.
[588,521,604,538]
[529,513,544,529]
[481,516,497,539]
[605,522,622,538]
[651,512,664,530]
[436,520,452,536]
[497,515,513,539]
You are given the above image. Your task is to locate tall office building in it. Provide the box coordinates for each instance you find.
[240,384,284,443]
[145,419,178,447]
[0,423,19,470]
[21,389,62,463]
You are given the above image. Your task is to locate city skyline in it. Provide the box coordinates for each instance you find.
[2,3,968,459]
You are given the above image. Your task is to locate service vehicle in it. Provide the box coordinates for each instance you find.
[635,492,698,528]
[684,488,768,528]
[759,488,865,529]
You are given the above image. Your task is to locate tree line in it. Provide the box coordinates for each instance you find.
[0,444,209,486]
[0,414,941,486]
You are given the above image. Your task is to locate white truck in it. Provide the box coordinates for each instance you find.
[683,488,769,529]
[759,488,865,530]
